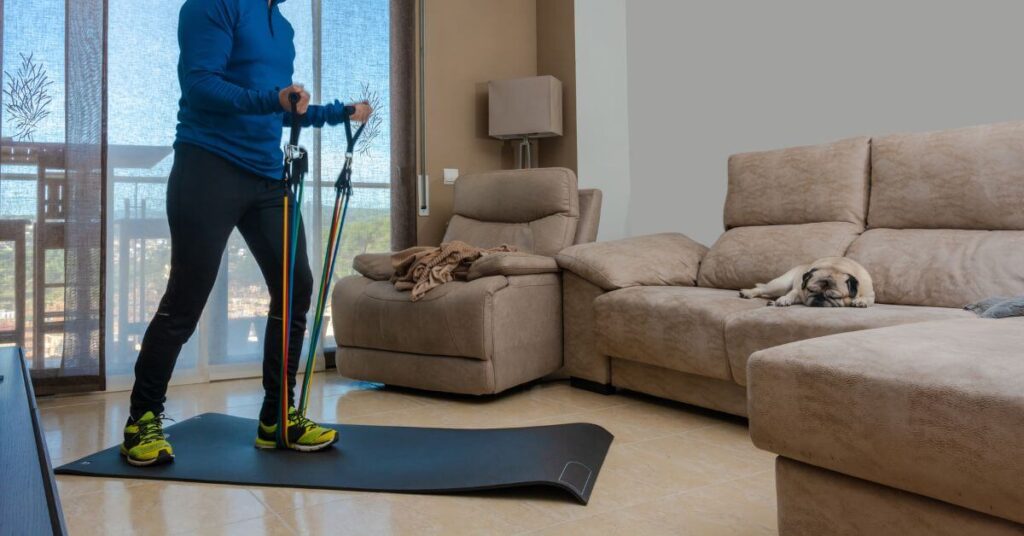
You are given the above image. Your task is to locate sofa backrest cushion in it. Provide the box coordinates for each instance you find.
[724,136,870,228]
[847,229,1024,308]
[443,167,579,256]
[699,136,870,289]
[698,223,863,290]
[868,121,1024,230]
[851,121,1024,307]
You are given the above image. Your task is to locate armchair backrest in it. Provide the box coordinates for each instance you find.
[443,167,581,256]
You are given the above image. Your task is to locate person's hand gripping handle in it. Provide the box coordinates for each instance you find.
[347,100,373,123]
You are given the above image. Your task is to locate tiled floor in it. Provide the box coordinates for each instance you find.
[40,373,778,535]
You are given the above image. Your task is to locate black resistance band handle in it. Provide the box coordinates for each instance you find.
[288,92,302,147]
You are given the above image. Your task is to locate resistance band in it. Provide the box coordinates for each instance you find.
[278,93,363,447]
[298,105,365,415]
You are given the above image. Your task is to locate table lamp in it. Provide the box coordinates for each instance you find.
[488,75,563,169]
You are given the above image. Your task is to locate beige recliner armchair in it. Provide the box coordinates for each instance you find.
[331,167,602,395]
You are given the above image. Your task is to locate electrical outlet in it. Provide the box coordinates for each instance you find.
[443,168,459,185]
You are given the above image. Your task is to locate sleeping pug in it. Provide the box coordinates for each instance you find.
[739,257,875,308]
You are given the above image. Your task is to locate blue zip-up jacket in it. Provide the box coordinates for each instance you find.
[175,0,347,180]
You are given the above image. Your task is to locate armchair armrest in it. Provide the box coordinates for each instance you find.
[555,232,708,290]
[467,252,559,281]
[353,252,396,281]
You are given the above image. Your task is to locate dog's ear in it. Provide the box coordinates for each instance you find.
[801,269,816,289]
[847,275,859,298]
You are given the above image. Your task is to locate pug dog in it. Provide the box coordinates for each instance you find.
[738,257,875,308]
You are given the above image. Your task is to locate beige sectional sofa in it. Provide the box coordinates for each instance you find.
[556,121,1024,532]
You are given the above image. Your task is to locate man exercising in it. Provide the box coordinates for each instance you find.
[121,0,372,466]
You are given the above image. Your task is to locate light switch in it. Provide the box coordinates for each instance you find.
[443,168,459,185]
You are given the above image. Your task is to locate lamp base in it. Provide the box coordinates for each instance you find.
[516,136,535,169]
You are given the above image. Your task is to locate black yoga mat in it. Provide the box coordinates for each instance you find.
[56,413,614,505]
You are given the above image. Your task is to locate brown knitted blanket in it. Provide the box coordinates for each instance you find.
[391,241,516,301]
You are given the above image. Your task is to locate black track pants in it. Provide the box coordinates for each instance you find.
[129,143,313,424]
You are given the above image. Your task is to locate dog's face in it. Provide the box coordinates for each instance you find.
[801,268,859,307]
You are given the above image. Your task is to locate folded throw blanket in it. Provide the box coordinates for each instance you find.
[964,295,1024,319]
[391,241,516,301]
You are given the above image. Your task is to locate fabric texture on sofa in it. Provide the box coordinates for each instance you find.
[775,458,1024,536]
[697,222,863,290]
[595,286,765,381]
[868,121,1024,231]
[442,167,579,256]
[725,136,870,229]
[724,303,973,385]
[556,233,707,291]
[748,317,1024,525]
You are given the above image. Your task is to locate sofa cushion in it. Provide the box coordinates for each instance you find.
[443,167,579,256]
[847,228,1024,308]
[748,318,1024,525]
[869,121,1024,230]
[556,233,708,291]
[595,287,765,380]
[697,222,862,290]
[333,274,509,360]
[725,303,972,385]
[725,136,870,228]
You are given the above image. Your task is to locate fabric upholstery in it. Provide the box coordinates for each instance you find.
[697,222,862,290]
[612,360,749,417]
[443,168,579,256]
[725,303,972,385]
[596,286,765,380]
[556,233,708,291]
[869,121,1024,230]
[847,228,1024,308]
[776,458,1024,536]
[488,274,564,387]
[352,252,394,281]
[333,274,508,360]
[725,136,870,228]
[562,272,611,384]
[748,318,1024,525]
[444,214,576,257]
[575,189,603,245]
[338,347,497,395]
[466,252,558,280]
[335,273,563,393]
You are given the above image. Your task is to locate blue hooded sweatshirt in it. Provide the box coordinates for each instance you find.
[175,0,348,180]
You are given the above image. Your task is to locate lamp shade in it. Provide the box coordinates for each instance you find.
[488,75,563,140]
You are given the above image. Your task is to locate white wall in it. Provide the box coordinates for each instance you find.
[574,0,630,240]
[621,1,1024,246]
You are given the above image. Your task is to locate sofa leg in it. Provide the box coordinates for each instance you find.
[570,377,616,395]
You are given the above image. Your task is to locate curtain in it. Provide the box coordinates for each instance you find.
[104,0,398,391]
[390,0,417,250]
[0,0,410,393]
[0,0,106,394]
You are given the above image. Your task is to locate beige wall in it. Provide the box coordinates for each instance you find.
[536,0,577,172]
[417,0,539,246]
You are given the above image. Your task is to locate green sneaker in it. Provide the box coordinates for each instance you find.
[120,411,174,467]
[255,408,338,452]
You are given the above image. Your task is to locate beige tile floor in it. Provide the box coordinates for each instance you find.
[40,373,778,535]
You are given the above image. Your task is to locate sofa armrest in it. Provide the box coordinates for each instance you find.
[353,252,395,281]
[554,232,708,291]
[467,252,559,280]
